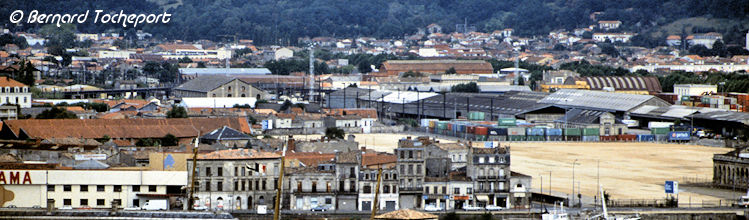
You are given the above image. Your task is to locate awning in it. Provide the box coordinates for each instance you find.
[476,195,489,201]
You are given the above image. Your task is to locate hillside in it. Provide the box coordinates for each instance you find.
[2,0,748,46]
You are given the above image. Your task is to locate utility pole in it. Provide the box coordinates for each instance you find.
[187,135,200,210]
[308,46,315,102]
[572,159,578,208]
[370,168,382,220]
[273,145,287,220]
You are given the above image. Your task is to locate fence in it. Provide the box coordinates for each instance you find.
[607,199,736,208]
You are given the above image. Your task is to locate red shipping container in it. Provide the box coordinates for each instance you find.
[475,126,489,136]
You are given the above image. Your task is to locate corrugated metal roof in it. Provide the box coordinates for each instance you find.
[540,89,658,112]
[179,68,271,75]
[379,91,439,103]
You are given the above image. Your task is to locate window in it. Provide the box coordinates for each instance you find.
[206,167,212,176]
[149,185,156,192]
[442,186,447,194]
[489,156,495,163]
[454,187,460,194]
[383,185,390,194]
[80,185,88,192]
[97,199,105,206]
[217,181,223,191]
[205,181,211,191]
[325,198,332,205]
[218,167,223,176]
[467,187,473,194]
[400,151,404,159]
[312,181,318,192]
[400,165,404,174]
[133,199,139,207]
[234,181,239,191]
[97,185,105,192]
[114,185,122,192]
[64,199,71,206]
[408,165,413,174]
[479,157,485,163]
[433,186,438,194]
[416,165,422,174]
[63,185,71,192]
[242,180,246,191]
[132,186,140,192]
[424,187,429,194]
[80,199,88,206]
[47,185,54,192]
[408,151,413,158]
[392,174,397,179]
[228,86,232,92]
[363,185,371,194]
[262,181,266,190]
[241,167,246,176]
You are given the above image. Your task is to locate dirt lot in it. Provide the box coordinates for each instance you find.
[286,133,733,203]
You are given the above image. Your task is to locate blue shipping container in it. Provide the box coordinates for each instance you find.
[668,131,690,141]
[546,128,563,136]
[488,128,508,136]
[637,134,655,142]
[526,128,545,136]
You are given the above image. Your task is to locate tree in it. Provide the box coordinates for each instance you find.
[402,71,423,78]
[36,106,77,119]
[179,56,193,63]
[712,40,728,57]
[689,44,713,57]
[444,67,457,74]
[136,138,160,147]
[516,75,525,85]
[451,82,479,93]
[162,134,178,146]
[582,31,593,39]
[166,105,188,118]
[325,127,345,140]
[280,100,293,111]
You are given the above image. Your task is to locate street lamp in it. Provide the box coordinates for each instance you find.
[571,159,579,208]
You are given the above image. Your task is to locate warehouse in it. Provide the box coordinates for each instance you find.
[0,167,186,209]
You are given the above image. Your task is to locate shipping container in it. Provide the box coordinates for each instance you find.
[466,126,476,134]
[508,135,526,141]
[600,135,617,142]
[488,135,507,141]
[527,136,545,141]
[475,126,489,136]
[468,111,486,121]
[654,134,668,142]
[488,128,508,136]
[547,135,563,141]
[498,118,517,126]
[617,134,637,141]
[564,128,582,136]
[582,128,600,136]
[508,127,526,136]
[475,135,487,141]
[668,131,690,141]
[637,134,655,142]
[527,127,546,136]
[437,121,448,130]
[651,127,669,135]
[582,136,600,142]
[546,128,563,136]
[648,122,673,129]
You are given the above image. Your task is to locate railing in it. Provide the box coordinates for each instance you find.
[476,176,507,180]
[399,187,424,192]
[607,198,737,208]
[474,189,506,193]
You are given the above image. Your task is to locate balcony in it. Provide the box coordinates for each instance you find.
[476,176,507,180]
[474,189,507,193]
[399,186,424,193]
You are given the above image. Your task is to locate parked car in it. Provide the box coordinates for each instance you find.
[424,205,442,212]
[310,205,331,212]
[485,205,503,211]
[462,205,483,211]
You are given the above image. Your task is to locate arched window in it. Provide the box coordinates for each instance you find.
[241,94,246,97]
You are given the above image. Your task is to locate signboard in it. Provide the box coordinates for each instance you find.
[668,131,690,141]
[665,181,678,194]
[74,154,107,161]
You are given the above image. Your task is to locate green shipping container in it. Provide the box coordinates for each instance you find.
[509,135,526,141]
[527,136,545,141]
[583,128,600,136]
[468,111,486,121]
[564,128,582,136]
[651,127,669,135]
[475,135,487,141]
[498,118,517,126]
[437,121,448,130]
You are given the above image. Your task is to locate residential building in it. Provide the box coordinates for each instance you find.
[0,105,17,120]
[687,32,723,49]
[467,146,511,208]
[509,172,532,208]
[186,149,282,210]
[358,167,399,211]
[0,76,31,108]
[666,35,681,47]
[286,166,336,211]
[597,20,621,30]
[334,150,360,211]
[592,33,634,43]
[395,136,430,209]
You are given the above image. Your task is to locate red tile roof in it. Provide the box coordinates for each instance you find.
[197,149,280,160]
[0,76,27,87]
[3,117,250,139]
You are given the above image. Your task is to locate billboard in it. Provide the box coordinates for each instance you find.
[668,131,690,141]
[665,181,678,194]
